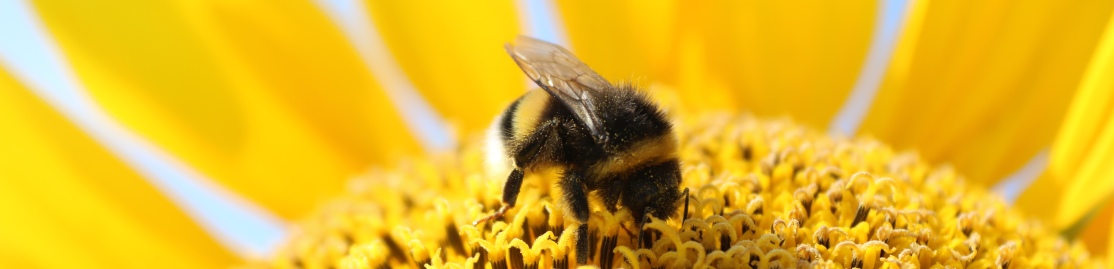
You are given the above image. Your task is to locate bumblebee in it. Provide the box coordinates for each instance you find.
[474,36,684,264]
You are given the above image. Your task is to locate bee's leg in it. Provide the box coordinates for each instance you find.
[473,120,559,226]
[599,179,622,212]
[682,187,690,221]
[472,168,525,226]
[636,208,651,249]
[560,169,591,264]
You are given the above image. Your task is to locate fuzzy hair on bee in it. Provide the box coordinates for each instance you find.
[474,36,685,265]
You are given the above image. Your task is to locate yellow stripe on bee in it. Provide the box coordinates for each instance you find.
[512,89,552,141]
[591,133,679,178]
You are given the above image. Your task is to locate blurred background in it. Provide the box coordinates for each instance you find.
[2,0,1112,268]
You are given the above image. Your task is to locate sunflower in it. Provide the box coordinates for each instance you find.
[0,0,1112,268]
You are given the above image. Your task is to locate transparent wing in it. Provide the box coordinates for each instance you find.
[505,36,611,143]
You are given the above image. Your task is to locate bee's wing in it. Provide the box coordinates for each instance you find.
[505,36,610,143]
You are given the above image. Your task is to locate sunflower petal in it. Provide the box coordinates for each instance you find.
[859,0,1114,185]
[1072,200,1114,256]
[555,0,742,113]
[553,1,677,81]
[30,0,421,219]
[1109,213,1114,268]
[1016,9,1114,231]
[558,0,878,127]
[366,0,523,131]
[0,68,236,268]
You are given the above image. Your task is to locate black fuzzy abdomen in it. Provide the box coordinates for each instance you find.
[590,158,683,221]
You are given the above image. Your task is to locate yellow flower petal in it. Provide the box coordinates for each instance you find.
[859,0,1114,185]
[558,1,877,127]
[31,0,421,219]
[0,68,236,268]
[554,1,677,81]
[1075,200,1114,257]
[366,0,523,131]
[1017,9,1114,231]
[556,0,741,112]
[1109,210,1114,269]
[689,1,877,127]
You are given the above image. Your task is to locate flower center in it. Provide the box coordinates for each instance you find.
[252,112,1097,269]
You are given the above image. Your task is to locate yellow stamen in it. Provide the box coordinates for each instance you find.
[253,112,1100,268]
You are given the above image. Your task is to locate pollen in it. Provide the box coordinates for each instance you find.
[247,111,1098,268]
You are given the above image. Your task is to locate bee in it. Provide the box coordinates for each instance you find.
[473,36,685,264]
